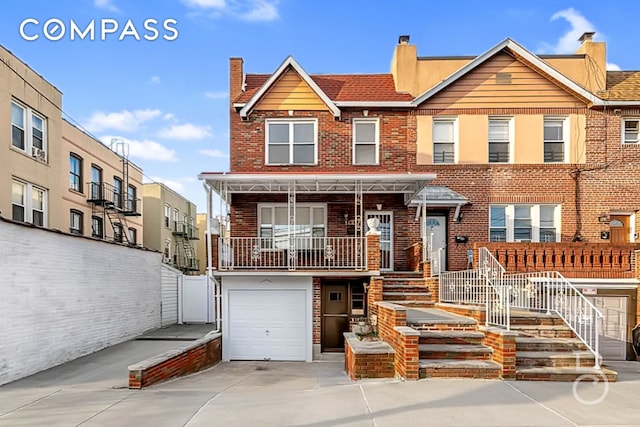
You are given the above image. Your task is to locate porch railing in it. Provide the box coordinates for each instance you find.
[218,237,367,271]
[439,269,486,305]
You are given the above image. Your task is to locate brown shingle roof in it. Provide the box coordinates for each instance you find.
[234,72,411,103]
[603,71,640,100]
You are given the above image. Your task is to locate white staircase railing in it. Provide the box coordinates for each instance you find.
[478,248,510,330]
[503,270,603,367]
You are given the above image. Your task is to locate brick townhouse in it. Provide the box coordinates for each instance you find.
[200,32,640,362]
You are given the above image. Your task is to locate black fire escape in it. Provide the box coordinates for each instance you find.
[86,141,141,244]
[171,220,199,273]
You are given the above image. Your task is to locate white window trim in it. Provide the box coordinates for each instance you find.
[352,118,380,165]
[12,178,48,227]
[258,203,327,235]
[622,117,640,144]
[70,209,83,234]
[489,204,561,242]
[543,116,569,164]
[432,116,458,164]
[164,204,171,228]
[265,118,318,165]
[11,100,47,161]
[488,116,514,164]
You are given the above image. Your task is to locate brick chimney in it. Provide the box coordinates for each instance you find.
[575,31,606,93]
[229,57,244,104]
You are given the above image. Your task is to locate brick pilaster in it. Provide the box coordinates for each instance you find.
[367,233,381,272]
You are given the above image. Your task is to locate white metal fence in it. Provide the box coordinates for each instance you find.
[219,237,367,271]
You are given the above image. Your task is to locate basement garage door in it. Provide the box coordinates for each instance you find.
[226,284,309,361]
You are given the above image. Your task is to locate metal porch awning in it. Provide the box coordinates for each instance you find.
[410,186,469,222]
[198,172,437,204]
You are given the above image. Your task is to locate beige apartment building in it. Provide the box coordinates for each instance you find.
[143,182,199,274]
[1,44,143,243]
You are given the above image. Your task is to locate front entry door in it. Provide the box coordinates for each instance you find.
[610,215,631,244]
[366,211,393,271]
[322,283,349,352]
[425,215,447,273]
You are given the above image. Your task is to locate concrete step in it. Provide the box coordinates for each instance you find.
[509,324,575,338]
[384,300,435,308]
[382,283,430,291]
[419,344,492,360]
[419,359,502,379]
[516,366,617,382]
[516,351,595,368]
[515,337,587,352]
[381,272,424,279]
[419,330,485,346]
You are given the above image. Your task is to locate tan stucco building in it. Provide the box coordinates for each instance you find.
[1,44,143,243]
[143,182,199,273]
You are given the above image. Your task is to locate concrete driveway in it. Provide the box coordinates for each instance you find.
[1,347,640,427]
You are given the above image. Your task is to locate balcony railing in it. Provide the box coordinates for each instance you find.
[172,221,199,240]
[218,237,367,271]
[479,242,638,278]
[86,181,141,216]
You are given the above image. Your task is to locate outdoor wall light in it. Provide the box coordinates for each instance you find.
[454,236,469,244]
[598,214,609,223]
[376,203,383,211]
[363,109,369,117]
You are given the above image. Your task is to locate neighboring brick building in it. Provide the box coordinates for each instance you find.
[200,32,640,361]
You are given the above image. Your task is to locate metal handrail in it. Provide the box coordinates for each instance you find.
[439,269,486,305]
[478,248,510,330]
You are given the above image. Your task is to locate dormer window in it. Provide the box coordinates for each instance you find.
[265,119,317,165]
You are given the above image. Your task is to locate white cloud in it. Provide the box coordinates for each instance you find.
[199,149,229,158]
[148,75,161,84]
[240,0,279,22]
[182,0,279,22]
[163,113,176,121]
[181,0,226,9]
[94,0,120,12]
[545,8,595,54]
[205,91,228,99]
[148,177,186,193]
[607,62,621,71]
[157,123,213,140]
[84,109,162,132]
[100,135,177,162]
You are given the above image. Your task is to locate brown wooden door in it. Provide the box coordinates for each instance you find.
[610,215,630,244]
[322,283,349,352]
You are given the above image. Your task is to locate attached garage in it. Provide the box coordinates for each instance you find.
[222,276,313,362]
[590,296,628,361]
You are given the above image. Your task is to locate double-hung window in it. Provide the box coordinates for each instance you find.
[433,118,456,164]
[69,154,83,192]
[127,185,136,212]
[12,179,47,226]
[489,204,560,242]
[266,120,317,165]
[488,118,511,163]
[623,118,640,144]
[92,215,103,238]
[259,204,326,250]
[129,228,137,245]
[90,165,102,200]
[70,210,83,234]
[353,119,379,165]
[543,118,566,162]
[164,204,171,228]
[173,208,180,231]
[113,177,123,208]
[11,101,47,160]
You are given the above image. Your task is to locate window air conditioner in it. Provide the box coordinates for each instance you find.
[31,147,46,161]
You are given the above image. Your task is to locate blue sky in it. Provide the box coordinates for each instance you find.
[1,1,639,211]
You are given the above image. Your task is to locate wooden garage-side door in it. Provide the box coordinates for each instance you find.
[590,296,628,360]
[610,215,630,244]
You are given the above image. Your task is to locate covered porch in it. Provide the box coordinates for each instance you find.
[199,173,436,273]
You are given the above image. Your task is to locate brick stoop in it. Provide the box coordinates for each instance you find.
[381,274,434,309]
[511,313,618,382]
[406,308,502,380]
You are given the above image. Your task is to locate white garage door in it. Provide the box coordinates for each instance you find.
[590,296,628,360]
[228,289,307,361]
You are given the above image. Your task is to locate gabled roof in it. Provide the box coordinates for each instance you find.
[239,56,341,118]
[411,38,602,107]
[604,71,640,101]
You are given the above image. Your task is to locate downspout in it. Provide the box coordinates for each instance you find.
[203,181,221,333]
